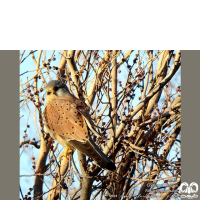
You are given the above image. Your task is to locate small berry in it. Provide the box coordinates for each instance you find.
[53,66,58,70]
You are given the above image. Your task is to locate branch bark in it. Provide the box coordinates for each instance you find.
[66,50,81,95]
[135,122,181,199]
[46,158,69,200]
[104,50,181,156]
[33,50,51,200]
[111,50,118,131]
[33,137,50,200]
[145,50,173,115]
[57,50,67,82]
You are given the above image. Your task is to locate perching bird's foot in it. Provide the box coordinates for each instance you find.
[59,147,75,161]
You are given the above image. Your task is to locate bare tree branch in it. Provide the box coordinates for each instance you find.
[19,139,40,149]
[20,50,181,200]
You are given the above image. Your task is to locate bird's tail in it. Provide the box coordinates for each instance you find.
[69,137,116,171]
[88,137,116,171]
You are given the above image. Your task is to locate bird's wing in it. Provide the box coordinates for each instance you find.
[72,97,101,136]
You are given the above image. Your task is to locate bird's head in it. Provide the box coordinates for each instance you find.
[45,80,70,103]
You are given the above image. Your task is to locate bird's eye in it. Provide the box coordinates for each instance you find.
[47,91,51,95]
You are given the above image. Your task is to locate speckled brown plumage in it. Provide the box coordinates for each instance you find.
[43,80,116,171]
[44,96,89,141]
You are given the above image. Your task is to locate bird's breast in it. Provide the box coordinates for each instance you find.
[43,107,69,148]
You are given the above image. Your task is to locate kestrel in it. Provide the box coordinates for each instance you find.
[43,80,116,171]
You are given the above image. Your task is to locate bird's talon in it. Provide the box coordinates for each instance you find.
[59,147,74,160]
